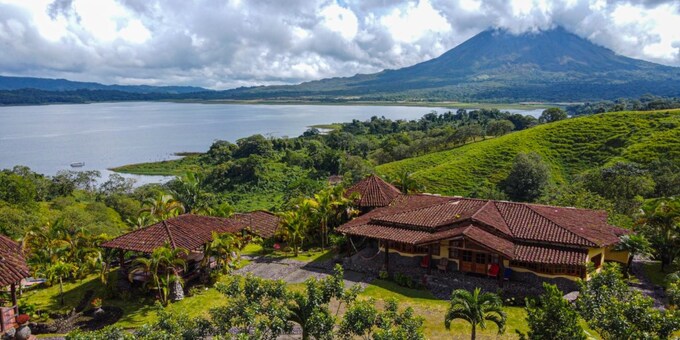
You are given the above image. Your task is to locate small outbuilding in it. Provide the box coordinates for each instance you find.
[1,235,31,335]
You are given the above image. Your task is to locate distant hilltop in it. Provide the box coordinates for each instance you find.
[218,26,680,102]
[2,27,680,103]
[0,75,208,94]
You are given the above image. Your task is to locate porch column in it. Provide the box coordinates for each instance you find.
[11,282,18,315]
[383,241,390,272]
[119,249,127,274]
[427,245,434,275]
[498,259,504,288]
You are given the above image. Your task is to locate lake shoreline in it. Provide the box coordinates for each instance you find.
[0,99,555,110]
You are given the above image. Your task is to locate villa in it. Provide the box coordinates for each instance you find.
[101,211,279,283]
[338,176,630,284]
[0,235,30,335]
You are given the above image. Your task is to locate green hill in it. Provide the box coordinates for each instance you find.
[376,109,680,195]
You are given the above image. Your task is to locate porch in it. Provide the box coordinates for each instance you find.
[343,240,580,301]
[369,238,508,281]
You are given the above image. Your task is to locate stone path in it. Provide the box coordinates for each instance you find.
[236,255,374,289]
[631,257,667,310]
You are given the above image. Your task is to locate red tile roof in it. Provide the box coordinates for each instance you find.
[0,235,30,287]
[231,210,280,238]
[102,212,279,253]
[338,194,628,265]
[514,245,587,265]
[345,175,402,208]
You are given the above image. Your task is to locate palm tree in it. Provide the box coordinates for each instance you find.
[388,171,424,194]
[615,234,652,274]
[313,185,353,249]
[141,193,185,221]
[126,214,154,230]
[445,288,507,340]
[47,261,76,305]
[203,232,239,273]
[128,245,188,305]
[170,172,204,213]
[278,210,307,257]
[637,197,680,271]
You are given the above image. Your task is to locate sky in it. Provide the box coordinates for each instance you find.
[0,0,679,90]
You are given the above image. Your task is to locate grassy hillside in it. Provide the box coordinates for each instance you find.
[377,109,680,195]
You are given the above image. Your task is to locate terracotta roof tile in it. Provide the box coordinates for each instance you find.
[0,235,30,287]
[340,223,429,244]
[462,226,515,258]
[372,199,486,228]
[345,175,402,208]
[338,194,628,266]
[102,212,279,253]
[231,211,280,238]
[514,245,587,265]
[494,202,594,246]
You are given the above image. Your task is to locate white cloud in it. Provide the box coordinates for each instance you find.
[380,0,451,43]
[319,1,359,40]
[0,0,678,89]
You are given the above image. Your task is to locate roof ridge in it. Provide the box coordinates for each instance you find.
[469,200,491,219]
[470,201,513,236]
[162,221,178,249]
[525,204,596,247]
[371,199,455,222]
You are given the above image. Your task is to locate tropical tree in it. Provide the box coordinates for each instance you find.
[47,260,76,305]
[140,193,185,222]
[313,185,354,249]
[445,288,507,340]
[388,171,424,194]
[23,218,106,282]
[128,244,188,305]
[636,197,680,271]
[203,232,240,273]
[286,269,344,340]
[614,234,652,274]
[539,107,567,123]
[340,297,425,340]
[278,199,317,256]
[519,283,586,340]
[577,262,680,339]
[503,152,550,202]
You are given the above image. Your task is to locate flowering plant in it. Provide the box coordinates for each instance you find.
[16,314,30,325]
[91,297,103,308]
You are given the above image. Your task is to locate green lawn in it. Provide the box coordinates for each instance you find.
[241,243,337,263]
[642,261,679,287]
[21,266,599,338]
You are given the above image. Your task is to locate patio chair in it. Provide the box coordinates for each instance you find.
[436,258,449,272]
[420,255,430,269]
[487,263,500,278]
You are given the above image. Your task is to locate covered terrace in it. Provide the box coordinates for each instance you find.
[1,235,31,335]
[101,212,279,283]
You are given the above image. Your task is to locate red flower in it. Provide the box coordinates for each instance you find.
[273,243,281,250]
[16,314,30,325]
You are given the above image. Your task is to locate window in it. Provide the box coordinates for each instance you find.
[490,254,499,264]
[475,253,486,264]
[448,240,462,259]
[461,251,472,262]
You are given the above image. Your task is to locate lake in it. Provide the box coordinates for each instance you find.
[0,102,543,184]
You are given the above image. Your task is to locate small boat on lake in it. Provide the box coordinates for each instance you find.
[70,162,85,167]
